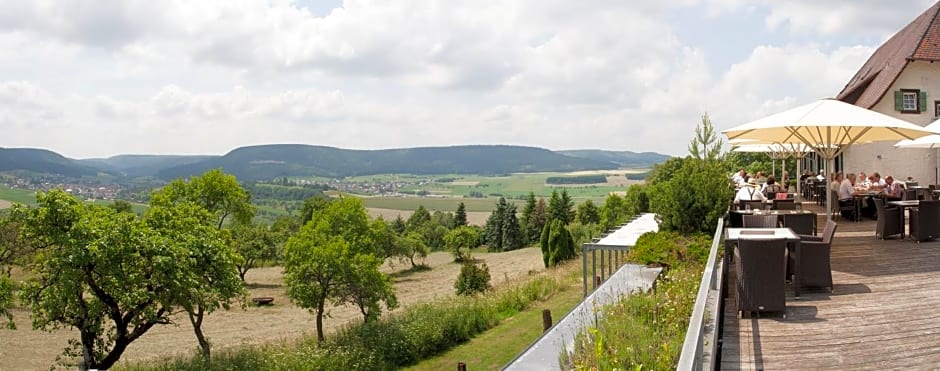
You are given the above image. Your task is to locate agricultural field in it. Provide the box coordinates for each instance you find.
[0,185,37,207]
[395,170,647,199]
[2,248,548,369]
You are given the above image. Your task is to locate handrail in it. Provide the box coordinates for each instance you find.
[676,217,725,370]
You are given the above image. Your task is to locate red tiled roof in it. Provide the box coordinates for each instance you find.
[837,1,940,108]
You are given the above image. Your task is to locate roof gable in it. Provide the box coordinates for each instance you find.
[837,2,940,108]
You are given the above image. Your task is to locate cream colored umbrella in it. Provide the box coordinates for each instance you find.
[724,98,939,219]
[731,142,814,195]
[895,118,940,184]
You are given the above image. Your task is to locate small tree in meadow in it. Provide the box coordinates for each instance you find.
[446,226,481,262]
[455,260,491,296]
[540,219,576,267]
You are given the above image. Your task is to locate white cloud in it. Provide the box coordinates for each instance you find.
[0,1,917,159]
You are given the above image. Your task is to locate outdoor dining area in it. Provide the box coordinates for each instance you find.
[716,99,940,369]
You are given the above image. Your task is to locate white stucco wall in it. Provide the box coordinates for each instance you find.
[842,60,940,185]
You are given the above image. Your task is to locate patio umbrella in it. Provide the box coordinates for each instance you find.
[723,98,938,220]
[895,118,940,184]
[731,142,814,195]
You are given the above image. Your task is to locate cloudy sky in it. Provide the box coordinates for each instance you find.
[0,0,936,158]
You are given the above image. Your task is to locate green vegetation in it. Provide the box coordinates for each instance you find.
[119,264,572,371]
[540,219,576,267]
[545,174,607,184]
[483,197,524,252]
[0,186,36,206]
[454,260,491,295]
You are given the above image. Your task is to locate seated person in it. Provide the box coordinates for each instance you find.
[735,178,767,204]
[732,168,746,186]
[761,175,786,198]
[838,173,859,219]
[884,176,903,201]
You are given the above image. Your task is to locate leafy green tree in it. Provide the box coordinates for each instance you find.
[284,236,354,342]
[407,205,431,231]
[431,210,454,230]
[648,157,733,234]
[397,231,429,267]
[284,197,395,341]
[446,226,482,262]
[148,169,253,358]
[600,194,628,232]
[231,222,278,282]
[18,190,187,369]
[688,113,722,162]
[371,218,400,260]
[567,222,601,246]
[576,200,600,225]
[0,211,32,277]
[300,195,333,224]
[454,261,491,296]
[151,168,254,229]
[453,202,468,228]
[109,200,134,214]
[624,184,650,216]
[418,223,449,251]
[540,219,576,267]
[0,276,11,330]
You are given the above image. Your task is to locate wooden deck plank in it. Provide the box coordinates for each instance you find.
[720,203,940,369]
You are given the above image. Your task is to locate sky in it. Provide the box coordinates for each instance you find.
[0,0,937,159]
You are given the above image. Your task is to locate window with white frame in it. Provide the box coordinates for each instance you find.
[902,90,918,112]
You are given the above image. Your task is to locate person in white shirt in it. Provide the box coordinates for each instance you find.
[732,168,746,186]
[816,170,826,181]
[735,178,767,203]
[838,173,858,219]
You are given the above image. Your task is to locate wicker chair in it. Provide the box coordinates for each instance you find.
[739,200,765,211]
[772,199,797,210]
[903,188,917,201]
[910,200,940,242]
[743,214,778,228]
[794,219,837,292]
[781,213,815,236]
[831,190,857,221]
[735,238,787,316]
[874,198,903,239]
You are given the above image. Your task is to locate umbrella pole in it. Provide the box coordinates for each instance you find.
[826,157,834,221]
[796,159,802,199]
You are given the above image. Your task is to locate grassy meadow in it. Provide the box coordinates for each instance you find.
[0,185,37,206]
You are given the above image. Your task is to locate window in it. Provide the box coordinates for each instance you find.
[895,89,926,114]
[934,100,940,118]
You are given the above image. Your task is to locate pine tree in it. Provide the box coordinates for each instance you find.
[576,199,600,225]
[540,219,575,267]
[520,192,537,242]
[500,203,523,251]
[528,197,548,242]
[453,202,468,228]
[407,205,431,231]
[548,189,574,225]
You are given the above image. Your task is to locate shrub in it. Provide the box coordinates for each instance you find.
[566,222,601,246]
[455,260,492,295]
[647,157,732,234]
[627,231,711,268]
[540,220,576,267]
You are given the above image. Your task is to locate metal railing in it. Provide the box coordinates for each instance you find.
[677,217,725,371]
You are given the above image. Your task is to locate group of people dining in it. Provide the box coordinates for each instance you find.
[732,168,790,202]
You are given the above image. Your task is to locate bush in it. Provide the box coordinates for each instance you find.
[647,157,732,234]
[566,222,601,246]
[455,261,492,295]
[540,220,576,267]
[627,231,711,268]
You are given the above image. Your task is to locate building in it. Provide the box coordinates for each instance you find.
[836,1,940,184]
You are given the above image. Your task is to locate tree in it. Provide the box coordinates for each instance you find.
[145,202,245,359]
[540,220,576,267]
[0,276,11,330]
[390,215,407,234]
[431,210,454,230]
[407,205,431,231]
[576,200,600,225]
[342,254,398,322]
[525,197,548,243]
[548,189,574,225]
[600,193,628,232]
[688,113,723,162]
[284,197,395,341]
[624,184,650,215]
[18,190,188,369]
[300,195,332,224]
[453,202,468,228]
[151,168,254,229]
[0,211,32,277]
[520,192,537,243]
[648,157,733,234]
[397,231,429,267]
[148,169,253,358]
[445,226,482,262]
[109,200,134,214]
[231,222,278,282]
[454,261,491,295]
[483,197,523,252]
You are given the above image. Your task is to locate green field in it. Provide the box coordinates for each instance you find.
[396,171,645,199]
[359,196,522,212]
[0,186,37,206]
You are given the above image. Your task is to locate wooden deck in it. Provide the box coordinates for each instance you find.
[720,202,940,370]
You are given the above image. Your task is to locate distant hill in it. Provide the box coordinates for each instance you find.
[0,148,101,177]
[557,149,671,168]
[157,144,619,180]
[79,154,218,177]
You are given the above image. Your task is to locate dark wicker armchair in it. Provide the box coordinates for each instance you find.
[874,198,903,239]
[739,200,765,211]
[794,220,836,292]
[743,214,778,228]
[772,199,797,210]
[781,213,815,236]
[910,200,940,242]
[831,190,856,221]
[735,238,787,316]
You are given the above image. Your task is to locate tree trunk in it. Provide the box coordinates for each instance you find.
[80,329,95,371]
[316,301,325,343]
[189,306,211,359]
[92,334,133,370]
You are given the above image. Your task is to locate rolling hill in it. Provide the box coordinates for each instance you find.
[557,149,671,168]
[0,147,102,177]
[156,144,621,180]
[79,154,218,177]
